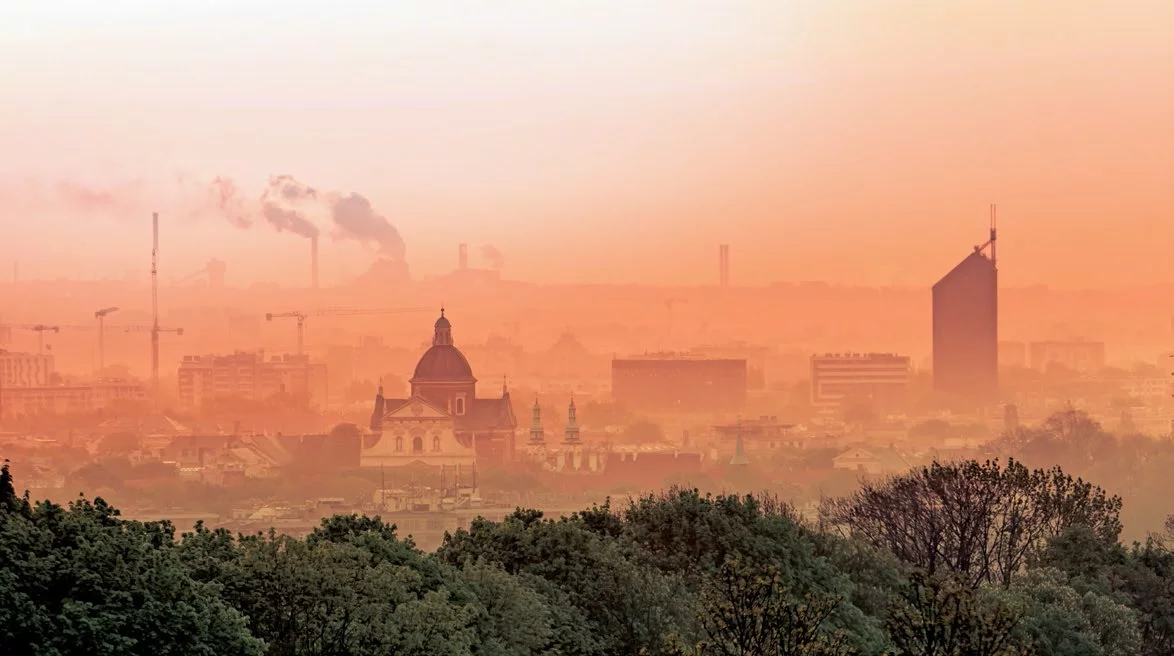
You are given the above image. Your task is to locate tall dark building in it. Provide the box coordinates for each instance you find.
[932,214,998,403]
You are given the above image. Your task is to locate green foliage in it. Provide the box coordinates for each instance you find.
[0,465,263,655]
[438,507,691,655]
[0,454,1168,656]
[993,567,1141,656]
[884,572,1025,656]
[1038,527,1174,656]
[670,559,852,656]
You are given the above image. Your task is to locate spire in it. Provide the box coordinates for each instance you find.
[502,375,509,397]
[729,417,748,466]
[564,396,580,444]
[530,396,545,443]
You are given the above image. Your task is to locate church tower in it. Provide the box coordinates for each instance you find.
[530,397,546,444]
[564,397,581,444]
[526,397,548,464]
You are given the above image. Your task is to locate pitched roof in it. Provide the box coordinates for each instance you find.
[459,397,517,431]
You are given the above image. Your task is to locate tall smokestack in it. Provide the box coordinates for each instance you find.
[311,235,320,289]
[458,243,468,271]
[719,244,730,288]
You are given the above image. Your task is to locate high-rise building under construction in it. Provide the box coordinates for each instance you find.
[932,207,998,403]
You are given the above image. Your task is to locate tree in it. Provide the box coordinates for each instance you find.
[992,567,1142,656]
[438,508,690,655]
[1037,527,1174,656]
[821,459,1122,588]
[97,430,142,454]
[623,419,668,444]
[885,572,1025,656]
[0,471,262,655]
[670,559,851,656]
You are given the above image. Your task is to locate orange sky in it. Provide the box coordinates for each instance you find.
[0,1,1171,287]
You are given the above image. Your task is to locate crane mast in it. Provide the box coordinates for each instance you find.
[151,212,160,410]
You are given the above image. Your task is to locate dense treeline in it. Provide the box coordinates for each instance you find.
[3,412,1174,655]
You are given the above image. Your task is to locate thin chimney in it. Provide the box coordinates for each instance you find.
[719,244,730,288]
[458,243,469,271]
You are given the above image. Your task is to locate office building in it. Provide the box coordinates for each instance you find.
[612,355,747,413]
[933,216,999,403]
[810,352,912,408]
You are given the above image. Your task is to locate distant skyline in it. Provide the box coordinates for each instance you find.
[1,1,1171,288]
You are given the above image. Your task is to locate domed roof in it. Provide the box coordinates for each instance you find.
[411,310,476,382]
[412,344,475,382]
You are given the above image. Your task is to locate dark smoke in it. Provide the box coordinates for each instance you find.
[330,192,405,260]
[481,244,505,269]
[260,175,320,239]
[269,174,317,202]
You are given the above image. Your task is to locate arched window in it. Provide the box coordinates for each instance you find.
[394,435,403,452]
[455,396,466,416]
[432,435,441,452]
[412,436,424,453]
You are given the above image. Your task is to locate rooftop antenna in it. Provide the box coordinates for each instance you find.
[989,203,997,267]
[974,203,998,266]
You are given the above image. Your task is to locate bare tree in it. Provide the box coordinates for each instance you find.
[821,459,1121,588]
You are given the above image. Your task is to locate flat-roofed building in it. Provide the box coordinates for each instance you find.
[0,380,146,417]
[810,352,912,409]
[178,351,327,409]
[1029,340,1105,373]
[0,350,54,387]
[612,355,747,414]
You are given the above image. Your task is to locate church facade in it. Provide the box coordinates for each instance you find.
[361,310,517,469]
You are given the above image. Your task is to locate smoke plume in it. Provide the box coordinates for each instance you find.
[260,175,320,238]
[330,192,406,260]
[3,172,406,261]
[208,177,252,228]
[481,244,505,270]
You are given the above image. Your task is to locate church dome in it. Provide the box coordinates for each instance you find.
[411,309,476,382]
[412,345,475,381]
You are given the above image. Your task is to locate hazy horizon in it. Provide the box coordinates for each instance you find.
[2,1,1171,288]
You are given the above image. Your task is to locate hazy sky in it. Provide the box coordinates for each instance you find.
[1,0,1171,287]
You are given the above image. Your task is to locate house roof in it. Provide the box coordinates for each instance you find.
[833,447,909,471]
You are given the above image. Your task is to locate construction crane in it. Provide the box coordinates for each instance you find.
[94,307,120,375]
[0,323,87,353]
[266,306,432,355]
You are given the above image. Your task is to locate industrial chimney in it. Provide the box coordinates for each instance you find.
[311,235,320,289]
[458,243,469,271]
[719,244,730,288]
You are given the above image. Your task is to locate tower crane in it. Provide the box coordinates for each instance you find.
[0,320,182,373]
[0,323,88,353]
[265,306,432,355]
